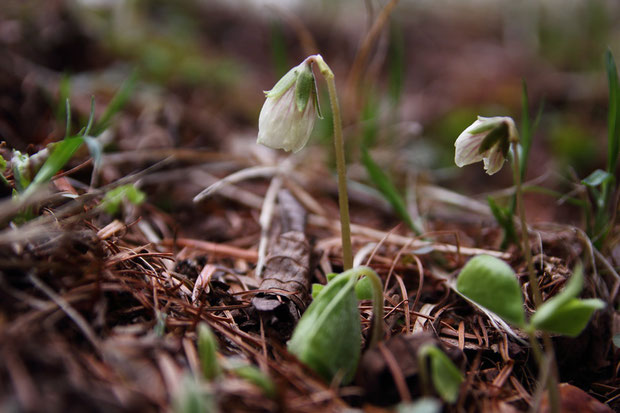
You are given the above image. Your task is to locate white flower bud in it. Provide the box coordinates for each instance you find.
[454,116,517,175]
[257,59,321,153]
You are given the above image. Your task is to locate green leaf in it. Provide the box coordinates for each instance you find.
[420,345,463,404]
[326,272,338,282]
[582,169,614,187]
[530,265,606,337]
[355,276,373,300]
[288,269,361,383]
[64,98,72,139]
[101,184,146,215]
[265,64,298,99]
[92,70,138,136]
[311,283,324,299]
[456,255,525,326]
[197,323,221,380]
[532,298,605,337]
[487,196,517,247]
[31,137,84,188]
[81,96,96,137]
[361,147,420,234]
[294,64,314,113]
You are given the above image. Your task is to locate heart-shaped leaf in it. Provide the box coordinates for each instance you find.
[456,255,525,326]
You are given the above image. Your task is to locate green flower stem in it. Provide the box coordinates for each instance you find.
[513,141,559,413]
[511,140,542,308]
[311,54,353,270]
[353,266,385,348]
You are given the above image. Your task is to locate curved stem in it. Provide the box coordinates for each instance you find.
[311,55,353,270]
[353,266,384,348]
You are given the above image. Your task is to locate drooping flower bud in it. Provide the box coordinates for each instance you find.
[257,57,322,153]
[454,116,518,175]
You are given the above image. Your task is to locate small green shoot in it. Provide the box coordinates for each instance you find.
[586,48,620,246]
[172,375,216,413]
[288,266,384,384]
[197,323,221,381]
[361,146,420,234]
[91,70,138,136]
[288,269,361,383]
[226,359,277,399]
[418,344,463,404]
[0,155,9,187]
[100,184,146,215]
[312,273,373,301]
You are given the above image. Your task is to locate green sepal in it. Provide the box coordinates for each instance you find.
[312,76,323,119]
[478,122,509,154]
[264,65,299,99]
[294,64,314,113]
[456,255,525,327]
[468,119,499,134]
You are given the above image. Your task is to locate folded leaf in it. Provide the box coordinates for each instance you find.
[287,270,360,383]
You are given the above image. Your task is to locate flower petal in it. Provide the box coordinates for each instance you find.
[454,130,486,167]
[482,144,506,175]
[257,86,317,152]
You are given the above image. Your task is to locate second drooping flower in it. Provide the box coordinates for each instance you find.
[454,116,518,175]
[257,57,322,153]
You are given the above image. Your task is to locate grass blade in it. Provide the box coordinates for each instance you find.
[361,146,420,234]
[605,48,620,174]
[91,70,138,136]
[29,137,83,190]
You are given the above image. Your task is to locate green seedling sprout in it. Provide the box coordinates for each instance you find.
[197,323,221,381]
[288,266,384,384]
[418,344,463,404]
[225,359,277,399]
[579,49,620,247]
[456,255,605,412]
[100,184,146,215]
[172,374,216,413]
